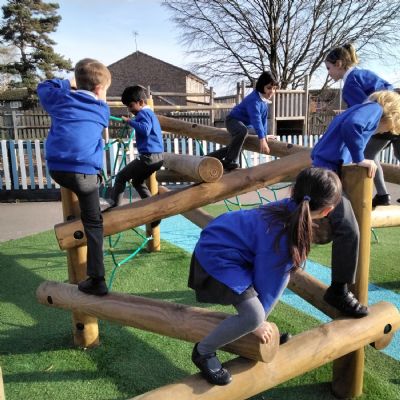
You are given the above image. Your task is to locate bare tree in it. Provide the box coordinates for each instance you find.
[164,0,400,88]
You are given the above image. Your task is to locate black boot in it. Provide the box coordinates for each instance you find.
[192,343,232,385]
[372,194,391,208]
[323,287,368,318]
[78,277,108,296]
[222,159,239,171]
[279,332,292,344]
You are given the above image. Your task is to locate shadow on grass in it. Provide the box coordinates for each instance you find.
[0,240,190,398]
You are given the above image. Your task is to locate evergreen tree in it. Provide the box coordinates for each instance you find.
[0,0,72,106]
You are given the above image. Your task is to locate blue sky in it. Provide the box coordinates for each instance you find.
[0,0,399,94]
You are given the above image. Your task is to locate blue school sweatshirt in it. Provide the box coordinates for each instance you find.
[343,68,393,107]
[37,79,110,174]
[311,102,383,172]
[126,106,164,154]
[194,198,295,313]
[228,90,268,138]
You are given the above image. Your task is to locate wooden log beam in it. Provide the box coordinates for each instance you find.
[158,115,308,159]
[381,163,400,185]
[157,170,195,183]
[54,150,311,250]
[129,302,400,400]
[36,281,279,363]
[158,116,400,185]
[371,205,400,228]
[162,153,223,183]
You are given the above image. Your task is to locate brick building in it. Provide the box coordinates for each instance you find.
[107,51,209,106]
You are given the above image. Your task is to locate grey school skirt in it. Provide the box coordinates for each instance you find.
[188,253,257,306]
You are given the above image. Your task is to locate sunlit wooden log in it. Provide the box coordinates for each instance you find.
[36,281,279,363]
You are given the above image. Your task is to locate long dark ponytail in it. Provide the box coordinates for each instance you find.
[262,167,342,270]
[289,167,341,269]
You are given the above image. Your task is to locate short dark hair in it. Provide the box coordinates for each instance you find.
[121,85,147,106]
[255,71,278,93]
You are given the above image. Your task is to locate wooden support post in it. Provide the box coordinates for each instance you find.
[54,151,311,250]
[0,366,5,400]
[128,302,400,400]
[303,74,310,134]
[60,188,99,348]
[36,281,280,363]
[209,86,214,126]
[332,166,373,399]
[146,95,161,252]
[162,153,223,183]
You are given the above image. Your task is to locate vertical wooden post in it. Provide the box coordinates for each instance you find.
[0,366,5,400]
[236,82,241,105]
[209,86,214,127]
[240,80,245,101]
[332,165,373,398]
[60,188,99,347]
[303,75,310,135]
[11,110,18,140]
[145,96,161,252]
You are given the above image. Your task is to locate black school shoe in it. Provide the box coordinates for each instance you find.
[78,277,108,296]
[323,288,368,318]
[279,332,292,344]
[222,159,239,171]
[192,343,232,385]
[372,194,391,208]
[99,198,115,212]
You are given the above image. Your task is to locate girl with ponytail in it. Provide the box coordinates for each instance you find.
[188,167,341,386]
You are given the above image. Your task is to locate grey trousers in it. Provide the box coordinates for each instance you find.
[328,193,360,284]
[208,116,254,163]
[50,171,104,279]
[112,153,164,206]
[364,135,400,195]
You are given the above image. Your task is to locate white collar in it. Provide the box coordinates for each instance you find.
[258,91,269,103]
[76,89,98,100]
[343,66,357,85]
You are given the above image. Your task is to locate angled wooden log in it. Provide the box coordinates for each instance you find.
[158,115,308,159]
[129,302,400,400]
[36,281,279,363]
[371,205,400,227]
[158,116,400,184]
[162,153,223,183]
[381,162,400,185]
[54,150,311,250]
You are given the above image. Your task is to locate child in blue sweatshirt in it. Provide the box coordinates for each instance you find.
[108,86,164,218]
[325,43,397,207]
[312,90,400,319]
[209,71,278,170]
[189,167,341,385]
[37,58,111,296]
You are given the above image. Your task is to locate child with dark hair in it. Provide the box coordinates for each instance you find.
[189,167,341,385]
[108,86,164,217]
[37,58,111,296]
[325,43,397,207]
[312,90,400,318]
[209,71,278,170]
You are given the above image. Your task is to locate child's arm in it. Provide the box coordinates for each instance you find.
[259,137,270,154]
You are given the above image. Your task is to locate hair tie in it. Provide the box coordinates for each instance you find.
[303,195,311,202]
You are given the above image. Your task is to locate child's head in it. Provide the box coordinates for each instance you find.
[289,167,342,269]
[325,43,358,81]
[121,85,147,115]
[368,90,400,135]
[74,58,111,99]
[255,71,278,100]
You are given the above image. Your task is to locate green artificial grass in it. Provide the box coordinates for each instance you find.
[0,223,399,399]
